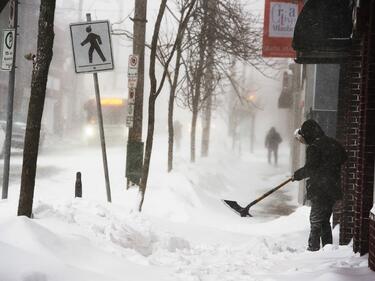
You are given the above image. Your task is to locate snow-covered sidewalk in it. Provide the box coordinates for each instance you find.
[0,139,373,281]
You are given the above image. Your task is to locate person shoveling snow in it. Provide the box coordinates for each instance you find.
[223,119,347,253]
[293,119,347,251]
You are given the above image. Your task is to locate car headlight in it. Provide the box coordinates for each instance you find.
[84,125,95,137]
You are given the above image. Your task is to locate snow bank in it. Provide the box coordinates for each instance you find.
[0,142,373,281]
[2,196,372,281]
[0,199,190,281]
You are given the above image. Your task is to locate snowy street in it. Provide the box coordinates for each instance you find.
[0,136,372,281]
[0,0,375,280]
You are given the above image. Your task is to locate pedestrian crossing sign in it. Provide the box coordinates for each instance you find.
[70,20,114,73]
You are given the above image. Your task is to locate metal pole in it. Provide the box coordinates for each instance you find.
[86,13,112,203]
[2,0,18,199]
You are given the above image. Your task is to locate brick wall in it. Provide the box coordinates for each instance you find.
[338,39,361,246]
[366,0,375,269]
[354,0,375,256]
[370,212,375,270]
[338,1,375,259]
[333,63,350,228]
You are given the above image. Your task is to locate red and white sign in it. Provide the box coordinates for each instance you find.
[128,54,139,89]
[262,0,303,58]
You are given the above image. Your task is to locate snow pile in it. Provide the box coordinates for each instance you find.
[0,199,189,281]
[1,196,372,281]
[33,199,191,257]
[0,141,374,281]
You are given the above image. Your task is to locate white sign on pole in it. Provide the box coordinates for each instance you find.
[128,87,136,103]
[127,103,135,117]
[126,88,136,128]
[128,54,139,89]
[1,29,15,71]
[126,115,134,128]
[70,20,114,73]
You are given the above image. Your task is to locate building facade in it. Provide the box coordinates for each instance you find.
[293,0,375,271]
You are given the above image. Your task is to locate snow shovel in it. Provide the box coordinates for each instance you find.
[222,177,292,217]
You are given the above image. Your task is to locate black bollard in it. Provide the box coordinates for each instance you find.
[75,172,82,198]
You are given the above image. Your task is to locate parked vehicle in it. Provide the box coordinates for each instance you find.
[0,113,45,158]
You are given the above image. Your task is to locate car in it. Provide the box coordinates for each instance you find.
[0,113,45,158]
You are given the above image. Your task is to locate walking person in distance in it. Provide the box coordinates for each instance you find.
[265,127,282,166]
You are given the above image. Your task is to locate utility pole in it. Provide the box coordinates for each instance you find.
[126,0,147,188]
[2,0,18,199]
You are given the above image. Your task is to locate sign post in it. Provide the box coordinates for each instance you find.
[1,0,18,199]
[70,14,114,202]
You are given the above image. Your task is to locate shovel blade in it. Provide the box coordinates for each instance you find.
[222,200,252,217]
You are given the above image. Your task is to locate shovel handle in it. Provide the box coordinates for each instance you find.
[246,178,292,209]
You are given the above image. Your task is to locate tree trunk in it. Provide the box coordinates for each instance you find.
[167,91,174,171]
[139,0,168,211]
[190,75,202,162]
[190,0,209,162]
[167,80,174,172]
[139,96,156,211]
[200,0,216,157]
[201,93,212,157]
[139,0,196,210]
[167,43,182,172]
[190,106,198,162]
[18,0,56,217]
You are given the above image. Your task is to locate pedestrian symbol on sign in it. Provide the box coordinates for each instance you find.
[70,20,114,73]
[80,26,106,63]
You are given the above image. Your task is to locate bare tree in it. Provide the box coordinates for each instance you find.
[18,0,56,217]
[189,0,210,163]
[166,32,183,172]
[138,0,197,211]
[180,0,263,162]
[161,1,197,172]
[200,0,217,157]
[110,1,197,173]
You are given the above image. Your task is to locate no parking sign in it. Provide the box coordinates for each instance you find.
[1,29,15,71]
[128,54,139,89]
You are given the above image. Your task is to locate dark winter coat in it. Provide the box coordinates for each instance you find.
[293,120,347,202]
[265,128,282,150]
